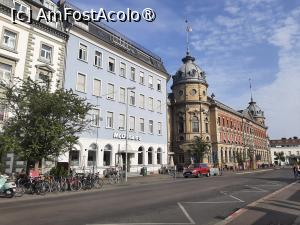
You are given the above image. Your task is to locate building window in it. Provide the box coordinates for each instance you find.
[178,113,184,133]
[191,116,199,133]
[129,116,135,131]
[205,123,209,133]
[2,29,17,50]
[94,51,102,67]
[149,75,153,88]
[78,43,87,61]
[119,87,125,103]
[139,94,145,108]
[157,148,162,164]
[119,114,125,130]
[93,79,101,97]
[108,57,115,73]
[129,91,135,106]
[149,97,154,111]
[139,71,144,84]
[91,108,100,127]
[157,79,161,91]
[120,62,126,77]
[130,67,135,81]
[157,100,162,113]
[69,150,80,166]
[76,73,86,92]
[40,43,52,63]
[138,147,143,165]
[148,147,153,164]
[106,112,113,128]
[0,105,5,121]
[218,117,221,125]
[140,118,145,132]
[37,70,51,85]
[87,148,97,166]
[107,83,115,100]
[158,122,162,135]
[103,144,112,166]
[149,120,154,134]
[0,63,12,83]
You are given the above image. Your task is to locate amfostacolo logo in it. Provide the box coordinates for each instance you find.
[11,7,156,24]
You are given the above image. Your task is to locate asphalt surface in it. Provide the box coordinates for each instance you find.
[0,168,296,225]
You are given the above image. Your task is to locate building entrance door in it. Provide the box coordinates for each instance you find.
[121,153,131,172]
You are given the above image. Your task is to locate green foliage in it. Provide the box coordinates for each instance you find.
[0,78,92,163]
[235,152,245,165]
[49,166,68,177]
[274,151,285,163]
[189,136,210,163]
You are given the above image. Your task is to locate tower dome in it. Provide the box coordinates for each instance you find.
[246,100,265,119]
[172,54,207,88]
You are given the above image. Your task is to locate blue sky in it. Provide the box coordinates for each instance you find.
[69,0,300,139]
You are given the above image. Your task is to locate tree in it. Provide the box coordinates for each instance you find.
[274,151,285,165]
[235,152,245,167]
[0,78,92,170]
[189,136,211,163]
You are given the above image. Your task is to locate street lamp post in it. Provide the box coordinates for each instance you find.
[125,87,136,182]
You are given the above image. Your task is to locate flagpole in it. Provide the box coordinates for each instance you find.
[185,19,189,55]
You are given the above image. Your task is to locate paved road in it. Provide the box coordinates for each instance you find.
[0,168,295,225]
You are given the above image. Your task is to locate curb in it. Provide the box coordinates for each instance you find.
[214,180,298,225]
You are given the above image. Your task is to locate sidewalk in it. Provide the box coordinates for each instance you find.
[221,180,300,225]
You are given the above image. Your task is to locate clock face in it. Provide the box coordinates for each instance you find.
[190,89,197,96]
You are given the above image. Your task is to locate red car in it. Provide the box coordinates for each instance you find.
[183,163,210,178]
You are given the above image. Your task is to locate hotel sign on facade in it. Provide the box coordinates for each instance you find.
[113,132,141,141]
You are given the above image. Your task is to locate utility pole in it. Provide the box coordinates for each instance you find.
[125,87,136,182]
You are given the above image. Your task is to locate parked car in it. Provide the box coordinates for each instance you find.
[183,163,210,178]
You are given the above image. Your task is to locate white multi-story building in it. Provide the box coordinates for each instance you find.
[57,1,170,175]
[0,0,68,173]
[270,137,300,165]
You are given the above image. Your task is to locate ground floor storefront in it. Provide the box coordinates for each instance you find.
[171,143,271,170]
[57,138,168,175]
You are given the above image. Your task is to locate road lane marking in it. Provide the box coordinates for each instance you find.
[183,201,241,204]
[241,185,267,192]
[214,181,299,225]
[85,203,195,225]
[177,202,196,224]
[236,169,273,175]
[228,194,245,203]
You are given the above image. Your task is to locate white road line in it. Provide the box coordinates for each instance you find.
[184,201,241,204]
[228,195,245,203]
[87,203,195,225]
[236,169,273,175]
[242,185,267,192]
[177,202,196,225]
[87,222,193,225]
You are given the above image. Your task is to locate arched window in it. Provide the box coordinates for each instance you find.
[148,147,153,164]
[69,149,80,166]
[88,143,98,166]
[191,116,199,133]
[138,146,144,165]
[104,144,112,166]
[178,112,184,133]
[157,148,162,165]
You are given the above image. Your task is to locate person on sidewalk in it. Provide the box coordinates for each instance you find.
[293,165,297,179]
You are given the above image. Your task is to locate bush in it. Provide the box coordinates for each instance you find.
[49,166,68,177]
